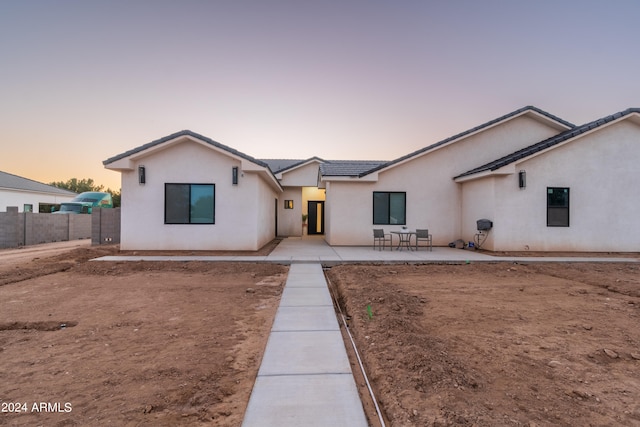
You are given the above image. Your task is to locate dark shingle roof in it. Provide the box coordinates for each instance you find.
[260,157,325,174]
[0,170,77,195]
[455,107,640,179]
[359,106,575,178]
[260,158,388,176]
[103,130,270,169]
[320,160,388,176]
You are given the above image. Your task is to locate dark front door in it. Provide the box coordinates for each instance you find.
[307,201,325,235]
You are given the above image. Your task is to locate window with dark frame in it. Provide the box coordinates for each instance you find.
[284,200,293,209]
[547,187,569,227]
[165,183,215,224]
[373,191,406,225]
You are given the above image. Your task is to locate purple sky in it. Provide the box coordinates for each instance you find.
[2,0,639,191]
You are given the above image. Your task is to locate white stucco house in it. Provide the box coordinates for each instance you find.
[0,170,77,213]
[104,106,640,252]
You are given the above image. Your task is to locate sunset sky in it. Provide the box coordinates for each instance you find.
[2,0,639,191]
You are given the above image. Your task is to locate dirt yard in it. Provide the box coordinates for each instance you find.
[327,262,640,427]
[0,244,287,426]
[1,243,639,427]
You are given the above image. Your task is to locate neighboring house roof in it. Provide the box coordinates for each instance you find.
[103,129,271,169]
[357,106,575,178]
[454,107,640,180]
[0,170,76,196]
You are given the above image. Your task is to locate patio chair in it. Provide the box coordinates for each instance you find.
[373,229,392,251]
[415,229,432,251]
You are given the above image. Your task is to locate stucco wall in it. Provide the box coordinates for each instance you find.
[461,120,640,252]
[325,114,562,246]
[278,162,320,187]
[119,141,276,250]
[253,175,278,250]
[278,187,302,237]
[460,177,496,249]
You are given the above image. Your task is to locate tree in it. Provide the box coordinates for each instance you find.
[50,178,121,208]
[50,178,104,193]
[109,189,121,208]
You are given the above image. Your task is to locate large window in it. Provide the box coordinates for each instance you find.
[373,192,406,225]
[547,187,569,227]
[165,184,215,224]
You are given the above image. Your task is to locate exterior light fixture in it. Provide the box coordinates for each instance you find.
[138,166,146,184]
[518,170,526,189]
[232,166,239,185]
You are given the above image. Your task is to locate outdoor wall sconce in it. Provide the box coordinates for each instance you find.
[284,200,293,209]
[232,166,238,185]
[518,170,526,189]
[138,166,146,184]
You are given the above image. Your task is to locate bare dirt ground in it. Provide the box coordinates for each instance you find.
[327,261,640,427]
[2,241,639,427]
[0,244,287,426]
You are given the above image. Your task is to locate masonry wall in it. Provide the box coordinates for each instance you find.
[0,207,93,248]
[91,207,121,245]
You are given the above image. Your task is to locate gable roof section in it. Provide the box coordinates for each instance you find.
[0,170,77,196]
[455,107,640,180]
[261,157,326,174]
[357,106,575,178]
[103,130,270,168]
[104,130,282,192]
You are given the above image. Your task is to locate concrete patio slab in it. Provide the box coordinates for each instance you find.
[91,238,638,264]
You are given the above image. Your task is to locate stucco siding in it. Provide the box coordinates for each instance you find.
[119,141,266,250]
[325,115,562,246]
[253,176,278,250]
[279,162,321,187]
[278,187,303,237]
[324,180,375,245]
[460,177,496,249]
[466,120,640,252]
[441,115,564,174]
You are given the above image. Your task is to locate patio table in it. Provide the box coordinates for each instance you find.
[390,230,415,251]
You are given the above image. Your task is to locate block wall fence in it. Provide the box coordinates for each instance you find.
[0,207,120,249]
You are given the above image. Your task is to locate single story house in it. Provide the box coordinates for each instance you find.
[104,106,640,252]
[0,170,77,213]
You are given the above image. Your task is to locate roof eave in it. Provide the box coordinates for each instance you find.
[321,173,379,182]
[454,165,516,183]
[360,106,573,178]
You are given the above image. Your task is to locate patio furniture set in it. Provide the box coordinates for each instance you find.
[373,228,432,251]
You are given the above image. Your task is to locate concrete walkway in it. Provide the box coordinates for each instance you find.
[241,263,368,427]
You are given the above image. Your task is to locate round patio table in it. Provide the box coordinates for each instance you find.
[390,230,415,251]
